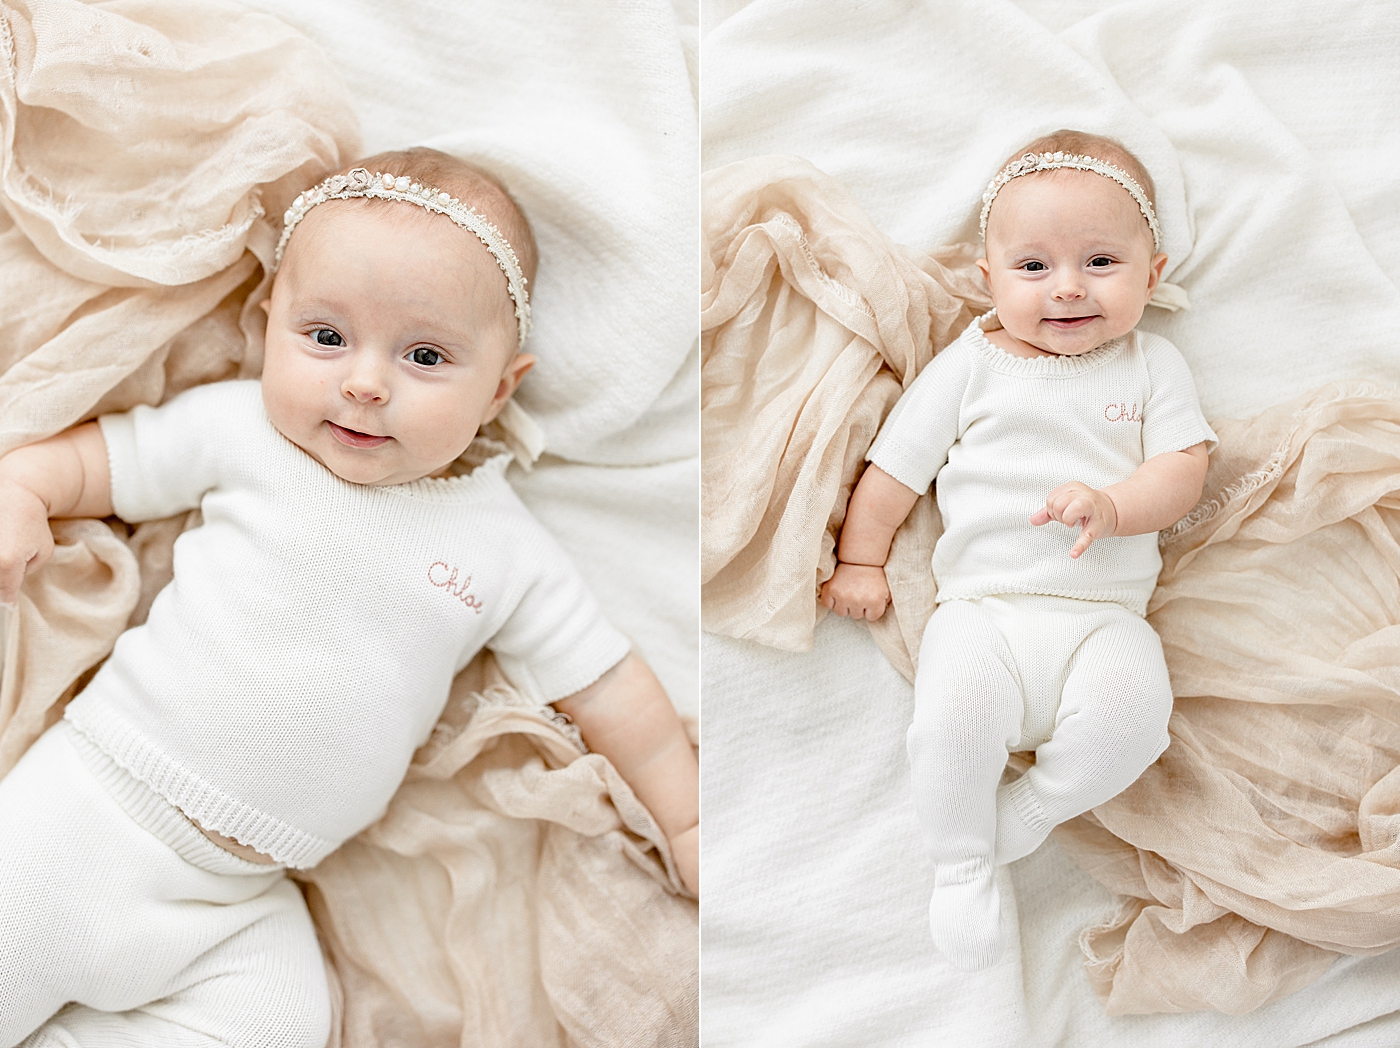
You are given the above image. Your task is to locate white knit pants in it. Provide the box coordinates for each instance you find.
[0,722,331,1048]
[907,594,1173,969]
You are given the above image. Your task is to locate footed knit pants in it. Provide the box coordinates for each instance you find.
[908,594,1173,969]
[0,722,330,1048]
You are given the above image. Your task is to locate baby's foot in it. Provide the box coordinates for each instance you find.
[995,775,1054,865]
[927,857,1003,970]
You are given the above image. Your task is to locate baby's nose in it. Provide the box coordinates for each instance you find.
[1052,276,1086,299]
[342,359,390,402]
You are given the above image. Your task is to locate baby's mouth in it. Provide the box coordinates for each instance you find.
[327,420,391,448]
[1044,315,1098,329]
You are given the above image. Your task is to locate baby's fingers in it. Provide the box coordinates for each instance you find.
[1068,515,1109,558]
[0,555,31,605]
[862,596,889,622]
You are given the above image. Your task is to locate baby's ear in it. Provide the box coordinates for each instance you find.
[975,258,991,283]
[258,296,271,316]
[1146,252,1169,294]
[483,353,536,423]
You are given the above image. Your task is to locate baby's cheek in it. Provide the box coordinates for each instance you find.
[416,387,491,455]
[261,341,322,433]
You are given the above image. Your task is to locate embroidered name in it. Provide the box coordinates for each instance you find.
[1104,401,1141,422]
[428,561,483,613]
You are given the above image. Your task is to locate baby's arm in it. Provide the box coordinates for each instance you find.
[819,464,921,621]
[1032,442,1209,558]
[554,653,699,895]
[0,423,112,603]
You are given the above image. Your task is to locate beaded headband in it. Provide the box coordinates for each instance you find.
[979,151,1162,252]
[273,167,532,347]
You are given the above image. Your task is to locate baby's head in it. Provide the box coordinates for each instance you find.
[976,130,1168,358]
[260,147,538,485]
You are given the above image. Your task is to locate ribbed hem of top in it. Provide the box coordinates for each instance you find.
[936,580,1150,617]
[60,721,284,877]
[63,704,337,869]
[966,310,1127,378]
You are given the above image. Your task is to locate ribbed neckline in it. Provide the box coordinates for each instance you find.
[966,310,1127,378]
[383,445,513,502]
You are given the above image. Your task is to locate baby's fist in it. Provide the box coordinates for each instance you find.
[1031,482,1118,559]
[820,562,891,621]
[0,478,54,605]
[670,823,698,896]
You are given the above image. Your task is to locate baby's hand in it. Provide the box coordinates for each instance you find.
[1031,482,1119,559]
[0,476,55,604]
[820,562,891,621]
[670,823,698,896]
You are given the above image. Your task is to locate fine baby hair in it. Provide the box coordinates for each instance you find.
[821,127,1215,970]
[996,129,1158,205]
[980,132,1162,253]
[274,148,538,347]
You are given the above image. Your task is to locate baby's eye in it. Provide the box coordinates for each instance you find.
[1088,256,1115,268]
[410,347,443,367]
[1021,260,1047,272]
[313,329,344,346]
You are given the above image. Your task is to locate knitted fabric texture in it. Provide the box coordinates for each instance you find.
[867,314,1218,616]
[64,381,631,868]
[909,594,1174,968]
[0,723,330,1045]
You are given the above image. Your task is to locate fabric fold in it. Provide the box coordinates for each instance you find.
[701,154,989,665]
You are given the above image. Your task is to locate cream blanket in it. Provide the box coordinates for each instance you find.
[703,150,1400,1018]
[0,1,697,1043]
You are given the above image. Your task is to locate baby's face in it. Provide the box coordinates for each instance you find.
[261,201,532,486]
[977,171,1167,357]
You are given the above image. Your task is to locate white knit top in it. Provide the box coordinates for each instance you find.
[65,381,631,868]
[867,313,1218,615]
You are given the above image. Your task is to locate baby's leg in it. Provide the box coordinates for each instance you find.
[908,599,1023,970]
[995,602,1173,865]
[19,883,327,1048]
[0,723,329,1048]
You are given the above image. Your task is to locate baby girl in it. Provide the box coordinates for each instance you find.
[0,148,698,1045]
[821,131,1216,970]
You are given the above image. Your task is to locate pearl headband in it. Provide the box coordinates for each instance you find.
[273,167,532,348]
[979,151,1162,252]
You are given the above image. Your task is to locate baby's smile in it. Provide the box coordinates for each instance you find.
[327,421,390,449]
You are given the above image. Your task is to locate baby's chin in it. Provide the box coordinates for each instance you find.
[277,422,460,486]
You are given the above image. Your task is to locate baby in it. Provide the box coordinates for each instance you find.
[821,131,1216,971]
[0,148,698,1045]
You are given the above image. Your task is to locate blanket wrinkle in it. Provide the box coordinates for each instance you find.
[700,155,1400,1016]
[701,154,988,665]
[0,1,697,1043]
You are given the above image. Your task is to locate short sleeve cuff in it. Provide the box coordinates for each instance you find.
[494,620,632,704]
[1142,418,1220,461]
[867,437,936,496]
[96,410,145,522]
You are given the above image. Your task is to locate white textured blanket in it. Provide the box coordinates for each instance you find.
[701,0,1400,1044]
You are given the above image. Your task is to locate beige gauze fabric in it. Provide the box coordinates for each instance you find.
[700,156,1400,1015]
[701,154,989,673]
[0,2,697,1044]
